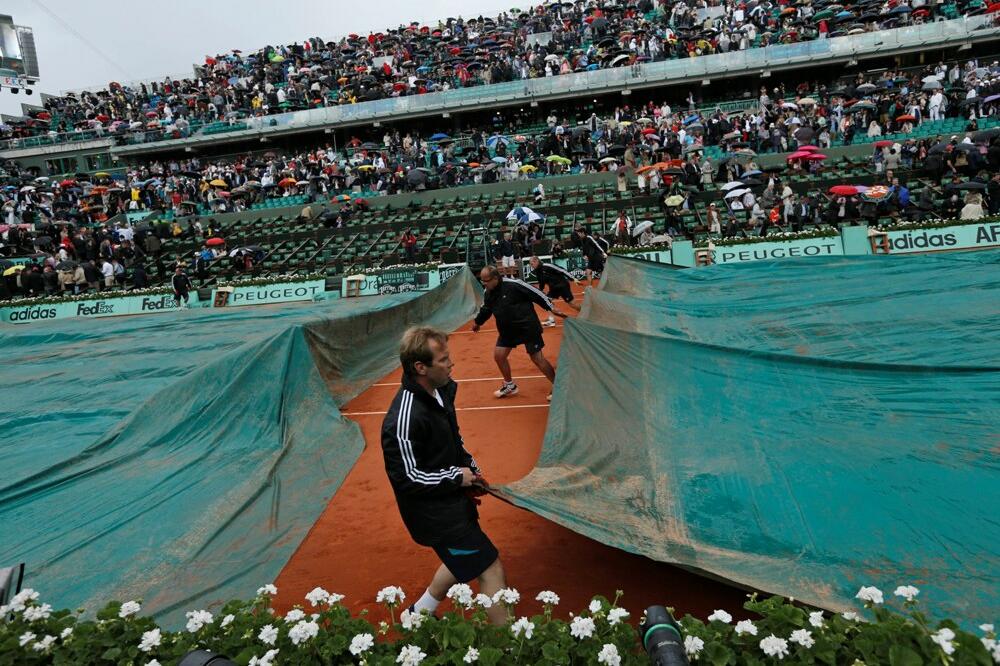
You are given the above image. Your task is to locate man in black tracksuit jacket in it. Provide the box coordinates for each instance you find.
[381,326,507,624]
[472,265,566,400]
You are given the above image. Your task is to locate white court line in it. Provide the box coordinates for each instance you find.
[372,375,545,387]
[343,403,550,417]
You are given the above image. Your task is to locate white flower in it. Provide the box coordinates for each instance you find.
[608,608,630,625]
[492,588,520,606]
[328,592,345,604]
[463,646,480,663]
[256,584,278,596]
[986,640,1000,664]
[148,661,162,666]
[856,586,884,605]
[708,609,733,624]
[893,586,919,602]
[285,608,305,623]
[842,611,859,621]
[570,616,597,639]
[735,620,758,636]
[138,628,161,653]
[220,614,235,628]
[305,587,331,606]
[119,601,142,618]
[248,649,279,666]
[589,599,603,614]
[258,624,278,645]
[32,635,56,652]
[8,589,39,613]
[60,627,73,639]
[598,643,623,665]
[931,628,956,655]
[397,644,426,665]
[350,633,375,656]
[185,609,213,633]
[475,593,493,608]
[18,631,35,647]
[981,624,995,634]
[376,586,406,605]
[288,619,319,645]
[685,635,705,658]
[448,583,475,608]
[981,638,996,653]
[760,634,790,659]
[790,629,815,648]
[535,590,560,606]
[23,603,52,621]
[807,611,824,628]
[511,617,535,639]
[400,608,427,631]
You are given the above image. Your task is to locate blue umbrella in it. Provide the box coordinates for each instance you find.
[429,133,451,141]
[491,156,508,164]
[836,10,855,18]
[683,115,700,125]
[586,64,599,70]
[486,135,510,148]
[416,66,431,74]
[889,5,911,13]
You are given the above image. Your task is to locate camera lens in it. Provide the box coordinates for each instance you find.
[639,605,689,666]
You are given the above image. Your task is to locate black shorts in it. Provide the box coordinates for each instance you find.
[432,527,499,583]
[496,331,545,354]
[587,256,605,273]
[546,282,575,303]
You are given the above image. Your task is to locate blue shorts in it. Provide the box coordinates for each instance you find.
[432,528,499,583]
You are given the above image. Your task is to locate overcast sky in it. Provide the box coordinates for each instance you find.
[0,0,519,117]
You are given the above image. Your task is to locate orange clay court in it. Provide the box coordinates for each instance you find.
[274,288,747,621]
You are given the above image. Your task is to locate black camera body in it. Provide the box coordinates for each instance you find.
[640,606,690,666]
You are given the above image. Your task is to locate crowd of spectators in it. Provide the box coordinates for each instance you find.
[0,0,990,145]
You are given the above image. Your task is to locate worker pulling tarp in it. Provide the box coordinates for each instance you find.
[0,268,482,627]
[500,253,1000,624]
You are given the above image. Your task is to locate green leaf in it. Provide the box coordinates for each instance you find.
[478,646,505,666]
[889,644,924,666]
[100,646,121,660]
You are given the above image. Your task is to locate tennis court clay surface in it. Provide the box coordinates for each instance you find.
[274,297,746,620]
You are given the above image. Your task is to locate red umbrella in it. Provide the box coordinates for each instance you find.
[206,237,226,247]
[987,2,1000,11]
[829,185,859,196]
[59,179,76,188]
[278,177,297,187]
[96,114,110,123]
[896,114,916,122]
[797,145,819,151]
[786,151,812,160]
[874,140,894,148]
[803,153,828,161]
[641,127,657,135]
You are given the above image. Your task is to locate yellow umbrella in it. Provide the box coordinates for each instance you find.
[519,165,537,173]
[3,265,24,276]
[209,178,228,187]
[94,171,111,179]
[357,164,375,171]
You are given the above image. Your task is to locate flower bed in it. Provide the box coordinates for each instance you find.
[696,228,841,248]
[1,286,176,309]
[2,584,996,665]
[356,262,442,276]
[215,273,326,288]
[873,217,998,232]
[609,242,674,256]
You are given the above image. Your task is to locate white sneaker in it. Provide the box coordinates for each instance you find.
[493,382,518,398]
[542,317,556,327]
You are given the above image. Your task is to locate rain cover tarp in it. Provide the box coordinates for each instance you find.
[0,269,481,626]
[500,253,1000,623]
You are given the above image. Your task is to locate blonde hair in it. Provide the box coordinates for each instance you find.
[399,326,448,376]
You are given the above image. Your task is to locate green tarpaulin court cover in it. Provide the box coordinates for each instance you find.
[501,253,999,624]
[0,270,481,626]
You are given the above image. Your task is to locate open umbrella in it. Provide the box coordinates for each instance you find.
[664,195,685,207]
[206,237,226,247]
[54,260,78,271]
[874,140,894,148]
[632,220,654,237]
[2,265,24,276]
[278,177,297,187]
[721,181,745,191]
[921,80,943,91]
[829,185,859,196]
[895,114,916,123]
[724,188,750,199]
[209,178,228,187]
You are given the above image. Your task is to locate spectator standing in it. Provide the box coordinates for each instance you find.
[172,266,193,305]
